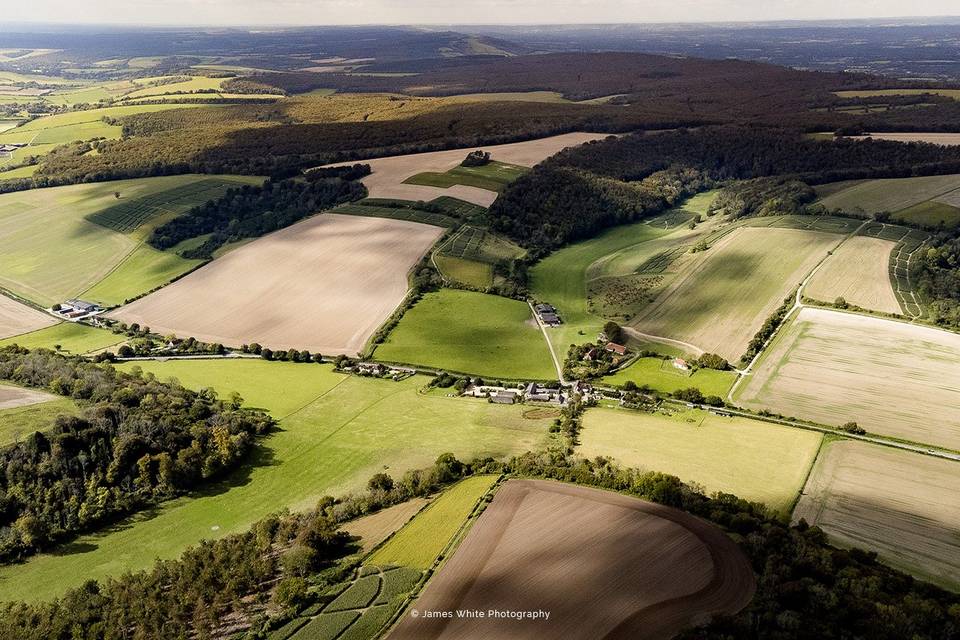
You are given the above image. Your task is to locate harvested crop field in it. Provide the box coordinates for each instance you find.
[629,227,838,362]
[111,214,443,355]
[389,480,754,640]
[794,440,960,590]
[0,383,57,411]
[0,294,55,339]
[816,173,960,218]
[579,407,820,515]
[736,307,960,450]
[341,498,430,553]
[850,132,960,145]
[805,236,900,314]
[325,132,607,206]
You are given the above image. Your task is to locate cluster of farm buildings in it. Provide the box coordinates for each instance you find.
[466,380,597,405]
[534,303,562,327]
[52,299,103,320]
[0,142,26,158]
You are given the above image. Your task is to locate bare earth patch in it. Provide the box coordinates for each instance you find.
[342,498,430,554]
[630,227,837,362]
[737,307,960,450]
[110,214,442,355]
[794,440,960,590]
[389,479,754,640]
[0,383,56,410]
[805,236,900,314]
[0,294,56,340]
[326,132,607,206]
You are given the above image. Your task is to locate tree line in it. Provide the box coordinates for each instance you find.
[914,231,960,329]
[0,347,274,562]
[149,166,369,258]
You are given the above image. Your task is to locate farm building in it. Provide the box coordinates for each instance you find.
[57,299,103,318]
[0,143,26,158]
[606,342,627,356]
[357,362,386,376]
[673,358,690,371]
[534,302,562,326]
[490,390,519,405]
[582,348,598,362]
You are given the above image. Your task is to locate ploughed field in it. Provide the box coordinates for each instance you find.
[578,407,821,515]
[735,307,960,450]
[794,440,960,590]
[389,480,754,640]
[629,227,838,363]
[325,132,607,207]
[0,294,55,340]
[110,213,443,355]
[804,235,900,314]
[0,360,553,601]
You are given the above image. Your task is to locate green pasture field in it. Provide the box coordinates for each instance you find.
[530,221,673,349]
[429,196,487,221]
[578,407,822,516]
[892,200,960,227]
[604,357,738,397]
[0,164,37,180]
[816,174,960,223]
[0,363,551,601]
[403,161,529,192]
[0,174,260,306]
[374,288,556,380]
[0,322,124,354]
[0,396,80,446]
[368,475,498,569]
[434,255,492,288]
[122,76,226,100]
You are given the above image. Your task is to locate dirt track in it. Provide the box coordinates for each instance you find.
[0,294,55,340]
[326,132,608,206]
[110,214,442,355]
[388,480,754,640]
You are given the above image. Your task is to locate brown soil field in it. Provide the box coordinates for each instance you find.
[629,227,837,362]
[794,440,960,590]
[804,236,900,314]
[110,214,443,355]
[736,307,960,450]
[0,383,56,410]
[342,498,430,554]
[388,479,754,640]
[0,294,56,340]
[326,132,607,206]
[851,132,960,145]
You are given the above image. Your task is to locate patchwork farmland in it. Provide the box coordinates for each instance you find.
[804,235,900,314]
[0,175,258,306]
[434,225,525,288]
[816,173,960,227]
[389,480,755,640]
[629,227,839,362]
[736,307,960,450]
[0,362,553,602]
[324,132,608,206]
[794,440,960,590]
[579,407,822,515]
[111,213,443,355]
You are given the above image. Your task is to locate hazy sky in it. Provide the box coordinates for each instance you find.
[2,1,959,26]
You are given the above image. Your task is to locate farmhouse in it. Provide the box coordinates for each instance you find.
[523,382,566,404]
[606,342,627,356]
[0,143,26,158]
[673,357,690,371]
[356,362,386,376]
[57,299,103,318]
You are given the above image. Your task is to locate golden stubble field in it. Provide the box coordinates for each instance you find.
[326,132,608,206]
[736,306,960,450]
[389,480,754,640]
[110,213,443,355]
[0,294,56,339]
[794,440,960,590]
[629,227,837,362]
[804,236,900,314]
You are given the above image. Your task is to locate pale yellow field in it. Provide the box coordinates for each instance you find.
[110,213,443,355]
[0,294,56,339]
[630,227,837,362]
[849,132,960,146]
[805,236,900,314]
[736,307,960,450]
[324,132,608,206]
[341,498,430,553]
[794,440,960,590]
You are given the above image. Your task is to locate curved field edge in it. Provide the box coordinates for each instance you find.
[388,479,755,640]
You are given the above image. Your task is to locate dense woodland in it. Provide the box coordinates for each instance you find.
[490,127,960,252]
[149,166,369,257]
[0,348,274,561]
[915,232,960,328]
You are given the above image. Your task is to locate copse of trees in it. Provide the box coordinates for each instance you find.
[148,168,368,257]
[915,231,960,329]
[0,347,274,561]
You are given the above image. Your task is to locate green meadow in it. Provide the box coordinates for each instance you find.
[0,360,551,601]
[0,322,124,354]
[404,161,529,192]
[0,396,80,446]
[604,357,738,397]
[374,288,555,380]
